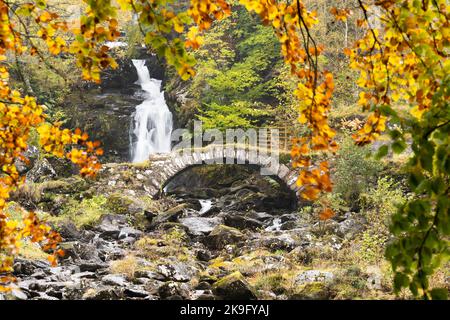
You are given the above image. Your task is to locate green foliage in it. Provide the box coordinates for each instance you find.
[11,55,77,108]
[356,178,406,264]
[188,9,284,128]
[361,177,406,236]
[197,101,271,129]
[333,137,383,210]
[384,78,449,298]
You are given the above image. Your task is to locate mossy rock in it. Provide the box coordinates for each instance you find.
[212,271,256,300]
[204,225,246,250]
[289,282,331,300]
[149,204,189,229]
[41,176,89,194]
[106,193,135,215]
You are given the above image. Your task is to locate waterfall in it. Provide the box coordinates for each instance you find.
[130,59,173,162]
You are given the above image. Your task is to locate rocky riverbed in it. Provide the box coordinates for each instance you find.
[1,163,394,300]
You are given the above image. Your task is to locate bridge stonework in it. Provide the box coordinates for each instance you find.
[144,147,300,198]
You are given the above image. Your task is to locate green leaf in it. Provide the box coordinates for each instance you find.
[375,145,389,159]
[430,288,448,300]
[392,140,407,154]
[394,273,409,292]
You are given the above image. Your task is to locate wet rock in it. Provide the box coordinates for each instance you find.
[194,293,217,300]
[204,225,246,250]
[76,243,100,261]
[144,279,165,295]
[134,270,165,281]
[179,217,222,236]
[58,242,80,261]
[71,271,97,280]
[46,288,64,299]
[196,249,212,262]
[246,211,273,222]
[212,272,257,300]
[224,214,264,231]
[280,220,298,230]
[33,292,60,300]
[13,260,38,276]
[98,214,127,232]
[26,158,56,183]
[10,288,28,300]
[195,282,212,290]
[79,261,108,272]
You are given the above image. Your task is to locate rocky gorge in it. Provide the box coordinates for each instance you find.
[1,158,393,300]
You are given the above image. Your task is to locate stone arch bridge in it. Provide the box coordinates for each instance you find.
[140,145,300,199]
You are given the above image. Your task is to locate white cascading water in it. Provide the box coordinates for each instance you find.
[130,59,173,162]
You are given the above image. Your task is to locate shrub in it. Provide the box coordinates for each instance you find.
[358,177,406,264]
[333,137,383,210]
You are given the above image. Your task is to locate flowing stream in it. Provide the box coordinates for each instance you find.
[130,59,173,162]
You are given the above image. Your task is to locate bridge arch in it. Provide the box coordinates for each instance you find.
[146,146,301,200]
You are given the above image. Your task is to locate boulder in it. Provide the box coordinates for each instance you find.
[102,274,128,287]
[156,262,197,282]
[158,281,191,300]
[290,282,332,300]
[260,234,298,252]
[97,214,128,239]
[148,204,188,229]
[224,214,264,231]
[295,270,335,285]
[179,217,222,236]
[204,225,246,250]
[56,222,82,241]
[212,272,256,300]
[335,212,366,239]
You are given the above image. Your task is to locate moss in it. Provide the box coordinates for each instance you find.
[15,176,89,204]
[290,282,331,300]
[47,195,108,228]
[253,273,288,295]
[213,271,245,288]
[135,237,159,249]
[212,271,257,300]
[133,231,193,266]
[106,193,134,215]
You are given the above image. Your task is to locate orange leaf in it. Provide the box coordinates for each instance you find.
[319,208,335,221]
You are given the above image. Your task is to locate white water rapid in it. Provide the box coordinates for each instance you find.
[130,59,173,162]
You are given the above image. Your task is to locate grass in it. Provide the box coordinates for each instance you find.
[110,255,139,280]
[19,241,50,261]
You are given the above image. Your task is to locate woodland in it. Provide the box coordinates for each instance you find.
[0,0,448,301]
